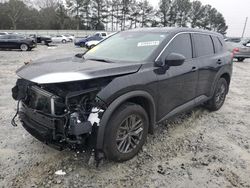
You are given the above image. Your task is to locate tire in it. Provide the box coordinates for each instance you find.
[206,78,228,111]
[104,103,149,162]
[80,43,85,47]
[62,39,66,43]
[237,58,245,62]
[20,44,29,51]
[89,45,95,49]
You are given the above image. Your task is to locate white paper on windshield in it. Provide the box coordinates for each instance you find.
[137,41,160,47]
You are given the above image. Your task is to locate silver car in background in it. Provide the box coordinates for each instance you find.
[226,38,250,62]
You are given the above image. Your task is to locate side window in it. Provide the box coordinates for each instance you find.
[163,33,193,60]
[101,33,107,37]
[193,34,214,57]
[212,36,223,53]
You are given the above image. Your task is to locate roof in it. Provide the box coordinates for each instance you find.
[127,27,223,37]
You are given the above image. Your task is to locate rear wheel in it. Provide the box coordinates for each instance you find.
[20,44,29,51]
[104,103,149,162]
[237,57,245,62]
[62,39,66,43]
[206,78,228,111]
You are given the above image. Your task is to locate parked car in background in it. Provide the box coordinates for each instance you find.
[0,34,36,51]
[64,34,75,42]
[226,38,250,62]
[36,35,52,45]
[94,32,108,38]
[224,37,241,43]
[74,34,103,47]
[51,35,71,43]
[12,28,232,162]
[29,34,52,45]
[85,40,101,49]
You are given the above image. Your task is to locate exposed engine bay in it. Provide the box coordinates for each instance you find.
[11,78,112,151]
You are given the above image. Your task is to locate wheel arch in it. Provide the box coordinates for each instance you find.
[220,72,231,92]
[96,90,156,150]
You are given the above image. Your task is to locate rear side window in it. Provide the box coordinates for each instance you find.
[164,33,193,60]
[212,36,224,53]
[193,34,214,57]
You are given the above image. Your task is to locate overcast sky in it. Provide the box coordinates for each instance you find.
[148,0,250,37]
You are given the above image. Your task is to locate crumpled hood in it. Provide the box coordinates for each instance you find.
[16,54,141,84]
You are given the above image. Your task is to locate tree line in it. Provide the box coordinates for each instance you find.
[0,0,228,34]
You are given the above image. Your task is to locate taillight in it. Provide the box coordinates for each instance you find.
[233,48,239,53]
[231,48,239,59]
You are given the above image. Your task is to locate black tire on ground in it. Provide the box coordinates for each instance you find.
[20,44,29,51]
[80,43,85,47]
[89,45,95,49]
[237,57,245,62]
[104,102,149,162]
[205,78,228,111]
[62,39,66,43]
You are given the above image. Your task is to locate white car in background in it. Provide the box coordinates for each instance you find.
[64,34,75,42]
[85,40,101,49]
[51,35,71,43]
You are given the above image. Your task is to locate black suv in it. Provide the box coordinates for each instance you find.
[12,28,232,162]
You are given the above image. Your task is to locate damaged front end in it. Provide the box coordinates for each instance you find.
[11,78,109,151]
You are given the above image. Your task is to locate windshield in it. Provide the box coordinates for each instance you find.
[84,31,168,62]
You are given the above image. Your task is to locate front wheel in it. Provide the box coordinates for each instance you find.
[104,103,149,162]
[62,39,66,43]
[205,78,228,111]
[20,44,29,51]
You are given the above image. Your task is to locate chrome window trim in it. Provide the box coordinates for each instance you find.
[155,31,220,62]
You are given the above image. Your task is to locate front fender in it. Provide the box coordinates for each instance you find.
[96,90,156,150]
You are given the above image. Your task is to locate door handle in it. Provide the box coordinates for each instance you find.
[217,59,222,65]
[191,66,197,72]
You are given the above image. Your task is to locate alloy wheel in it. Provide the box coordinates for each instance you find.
[20,44,28,51]
[116,114,144,154]
[215,84,226,107]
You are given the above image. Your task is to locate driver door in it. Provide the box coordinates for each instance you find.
[155,33,199,121]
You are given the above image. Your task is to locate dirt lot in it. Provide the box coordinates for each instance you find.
[0,44,250,188]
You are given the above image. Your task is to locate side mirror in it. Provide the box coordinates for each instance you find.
[165,53,185,66]
[155,53,186,67]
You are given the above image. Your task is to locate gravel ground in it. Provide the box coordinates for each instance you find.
[0,44,250,188]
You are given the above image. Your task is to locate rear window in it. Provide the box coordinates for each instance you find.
[194,34,214,57]
[212,36,224,53]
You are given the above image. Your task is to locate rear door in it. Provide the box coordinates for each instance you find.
[156,33,199,120]
[192,33,222,98]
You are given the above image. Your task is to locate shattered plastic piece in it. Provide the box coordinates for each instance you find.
[55,170,66,175]
[88,107,104,126]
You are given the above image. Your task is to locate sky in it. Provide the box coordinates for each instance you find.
[148,0,250,37]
